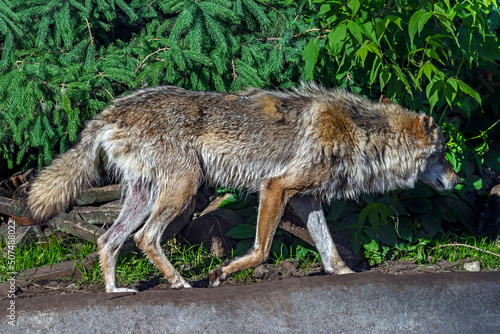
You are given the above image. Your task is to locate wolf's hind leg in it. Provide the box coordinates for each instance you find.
[289,195,354,275]
[97,183,155,293]
[134,176,199,289]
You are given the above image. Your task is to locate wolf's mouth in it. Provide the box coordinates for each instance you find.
[435,178,445,190]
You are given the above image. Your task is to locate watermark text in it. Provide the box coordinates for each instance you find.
[5,218,17,326]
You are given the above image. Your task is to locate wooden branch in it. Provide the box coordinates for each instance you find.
[231,59,237,79]
[293,28,331,38]
[85,18,94,46]
[102,87,114,100]
[136,47,169,72]
[278,211,315,246]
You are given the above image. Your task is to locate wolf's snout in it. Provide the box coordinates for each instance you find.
[448,170,461,189]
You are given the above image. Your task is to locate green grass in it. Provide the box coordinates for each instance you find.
[77,241,229,286]
[3,232,498,286]
[388,233,500,270]
[0,234,320,286]
[0,234,98,281]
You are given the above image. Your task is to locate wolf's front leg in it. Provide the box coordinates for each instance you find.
[289,195,354,275]
[209,177,296,287]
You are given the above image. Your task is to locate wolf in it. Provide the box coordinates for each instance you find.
[28,83,459,292]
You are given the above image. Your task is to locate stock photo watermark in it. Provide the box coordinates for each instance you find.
[5,218,17,326]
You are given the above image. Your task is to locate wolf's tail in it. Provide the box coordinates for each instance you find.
[28,121,102,222]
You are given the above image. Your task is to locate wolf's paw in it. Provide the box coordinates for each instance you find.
[170,276,192,289]
[335,265,355,275]
[209,267,227,287]
[324,263,355,275]
[106,287,138,293]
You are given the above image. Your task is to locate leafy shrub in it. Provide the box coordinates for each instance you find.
[301,0,500,252]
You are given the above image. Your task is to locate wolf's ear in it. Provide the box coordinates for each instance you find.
[411,115,437,147]
[379,95,393,104]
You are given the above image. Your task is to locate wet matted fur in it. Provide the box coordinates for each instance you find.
[28,83,459,292]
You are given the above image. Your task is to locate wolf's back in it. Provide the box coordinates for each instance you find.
[28,121,102,222]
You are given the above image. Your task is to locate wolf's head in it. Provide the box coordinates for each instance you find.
[411,115,460,192]
[419,150,460,191]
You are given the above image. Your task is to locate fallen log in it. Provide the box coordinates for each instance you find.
[72,201,122,225]
[75,184,122,206]
[49,213,106,244]
[0,196,13,216]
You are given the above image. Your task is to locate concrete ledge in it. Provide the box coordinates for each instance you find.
[1,272,499,333]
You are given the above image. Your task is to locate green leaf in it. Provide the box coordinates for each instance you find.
[487,5,500,31]
[401,198,433,213]
[417,62,438,82]
[327,200,348,221]
[369,56,381,85]
[361,21,378,44]
[363,239,379,252]
[217,194,241,208]
[225,224,256,239]
[392,63,412,94]
[366,41,381,58]
[472,178,483,190]
[303,39,319,81]
[350,231,362,255]
[233,239,254,256]
[367,206,380,231]
[354,41,370,66]
[425,48,443,64]
[385,15,403,30]
[483,149,500,171]
[357,206,370,230]
[379,66,391,90]
[348,0,360,17]
[347,20,363,44]
[444,77,458,108]
[319,4,331,15]
[435,196,478,232]
[408,10,425,47]
[377,224,398,246]
[396,217,414,242]
[426,78,442,111]
[218,194,256,210]
[417,11,433,35]
[456,79,482,105]
[328,24,347,50]
[417,210,442,236]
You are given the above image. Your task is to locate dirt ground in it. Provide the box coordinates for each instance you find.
[3,256,480,300]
